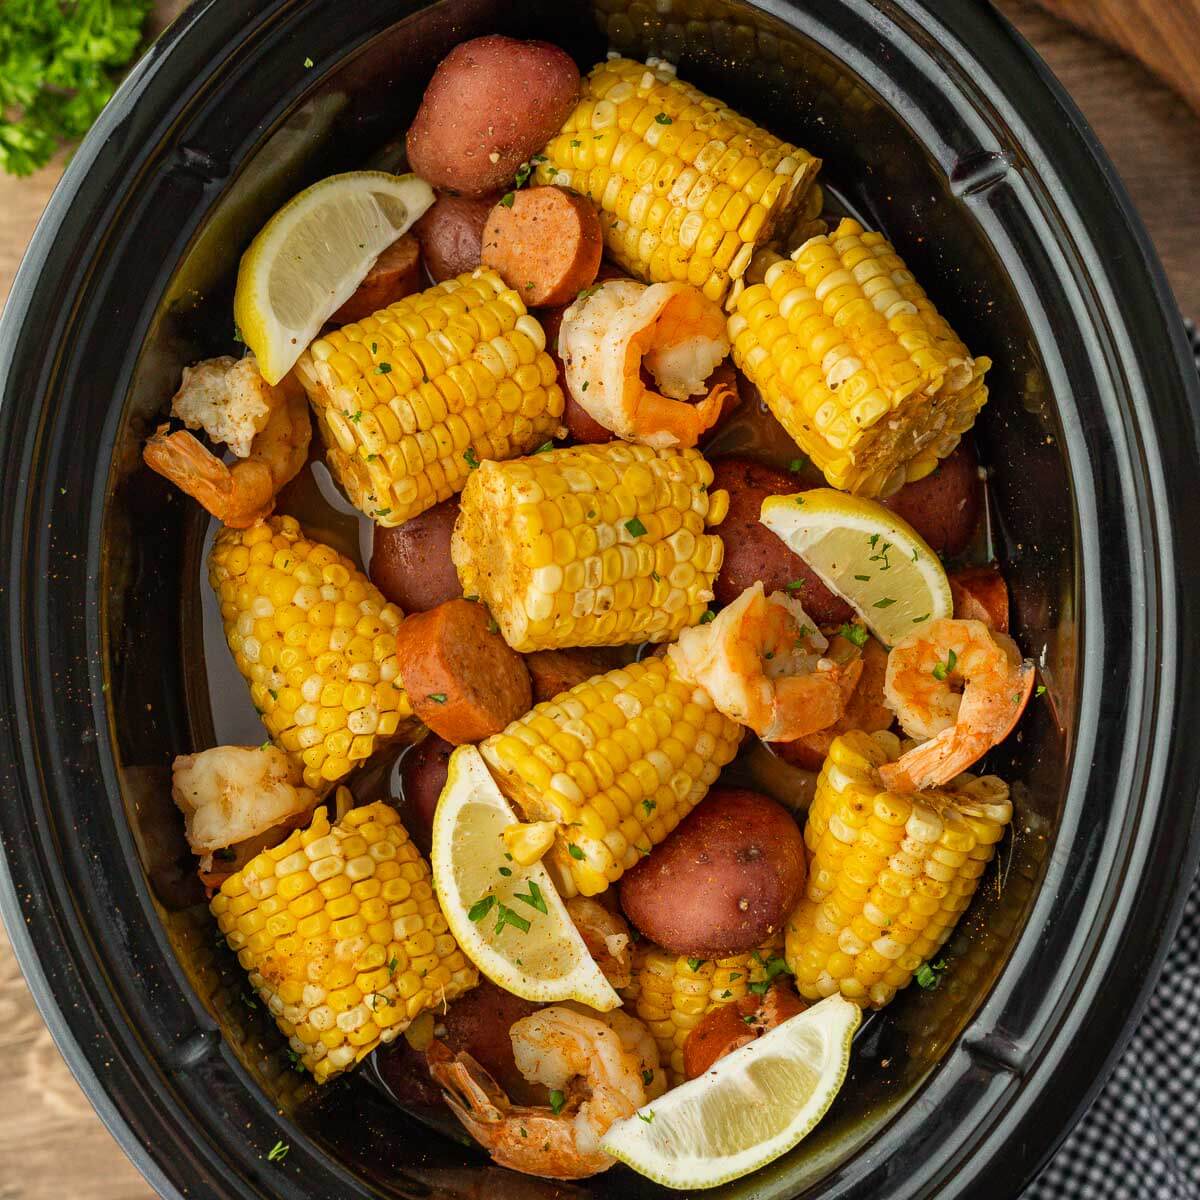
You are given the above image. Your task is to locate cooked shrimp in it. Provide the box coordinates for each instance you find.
[171,744,318,866]
[428,1005,646,1179]
[563,1003,667,1100]
[558,279,734,448]
[566,897,632,990]
[169,354,277,458]
[878,617,1035,792]
[669,583,862,741]
[143,372,310,528]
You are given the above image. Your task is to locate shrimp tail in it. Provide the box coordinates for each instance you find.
[880,659,1036,792]
[629,382,723,448]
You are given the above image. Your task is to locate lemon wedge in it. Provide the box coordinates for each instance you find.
[233,171,434,384]
[760,489,951,645]
[600,995,860,1190]
[430,745,619,1011]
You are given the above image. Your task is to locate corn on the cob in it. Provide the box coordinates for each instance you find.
[626,938,784,1083]
[209,516,414,791]
[536,57,820,304]
[728,218,991,497]
[480,657,742,897]
[211,799,477,1084]
[452,442,727,652]
[784,730,1011,1009]
[294,269,564,527]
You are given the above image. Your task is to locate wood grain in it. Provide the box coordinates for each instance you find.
[0,3,1197,1197]
[1034,0,1200,116]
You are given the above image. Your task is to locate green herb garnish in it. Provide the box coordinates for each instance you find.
[932,648,957,681]
[468,895,496,923]
[624,517,647,537]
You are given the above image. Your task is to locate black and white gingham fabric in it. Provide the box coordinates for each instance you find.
[1025,320,1200,1200]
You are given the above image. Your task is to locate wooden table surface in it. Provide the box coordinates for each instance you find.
[1,3,1197,1196]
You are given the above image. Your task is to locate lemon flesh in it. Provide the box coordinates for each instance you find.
[760,489,952,645]
[601,995,860,1190]
[233,171,434,384]
[430,745,619,1011]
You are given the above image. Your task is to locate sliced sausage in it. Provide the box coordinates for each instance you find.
[413,193,499,283]
[683,984,806,1080]
[330,235,422,325]
[525,648,623,703]
[710,457,853,624]
[883,440,982,558]
[481,187,603,307]
[395,599,532,743]
[370,497,461,613]
[406,36,580,197]
[774,635,894,771]
[398,735,453,856]
[950,563,1010,632]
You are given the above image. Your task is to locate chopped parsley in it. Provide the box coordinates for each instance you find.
[873,597,896,609]
[625,517,648,537]
[838,624,869,649]
[686,957,706,972]
[747,955,793,995]
[427,692,447,703]
[727,972,742,982]
[303,56,314,68]
[514,879,548,914]
[570,138,582,148]
[494,903,531,936]
[374,362,392,375]
[794,494,805,506]
[788,457,807,473]
[463,446,481,470]
[549,1089,566,1115]
[642,798,656,815]
[568,843,585,860]
[1036,684,1047,697]
[534,440,554,453]
[499,191,515,208]
[784,579,806,592]
[915,959,948,990]
[932,648,958,682]
[699,609,715,624]
[638,1110,656,1123]
[654,112,672,124]
[912,612,930,624]
[576,283,602,302]
[387,956,399,976]
[213,847,237,862]
[642,1068,654,1085]
[268,1140,290,1163]
[581,380,589,391]
[499,866,512,877]
[487,618,500,634]
[374,507,391,518]
[468,895,496,923]
[854,574,870,581]
[349,410,362,423]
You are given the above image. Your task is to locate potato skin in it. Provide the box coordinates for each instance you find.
[950,562,1009,632]
[370,496,461,613]
[406,36,580,196]
[883,440,982,558]
[619,789,807,956]
[397,734,453,856]
[710,457,852,624]
[413,193,499,283]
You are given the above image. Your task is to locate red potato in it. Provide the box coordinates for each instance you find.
[406,36,580,196]
[950,563,1010,632]
[774,636,894,771]
[525,647,624,703]
[710,457,853,624]
[883,440,982,558]
[398,734,453,856]
[329,234,423,325]
[619,789,807,956]
[370,497,461,613]
[413,193,499,283]
[481,186,603,307]
[395,599,532,744]
[683,984,806,1080]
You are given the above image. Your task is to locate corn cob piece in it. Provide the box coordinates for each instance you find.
[536,57,820,304]
[211,799,477,1083]
[626,938,784,1084]
[452,442,727,652]
[294,269,564,527]
[209,516,414,791]
[480,657,742,897]
[728,218,991,497]
[784,729,1012,1009]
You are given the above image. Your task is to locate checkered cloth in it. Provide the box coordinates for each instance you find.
[1026,321,1200,1199]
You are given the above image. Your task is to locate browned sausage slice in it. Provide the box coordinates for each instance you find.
[370,496,461,614]
[710,457,853,624]
[950,563,1009,632]
[395,599,531,744]
[481,187,603,307]
[330,234,422,325]
[683,984,807,1080]
[882,440,982,558]
[413,193,499,283]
